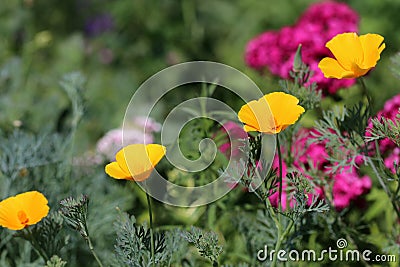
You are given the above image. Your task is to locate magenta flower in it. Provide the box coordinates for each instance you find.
[332,167,372,210]
[270,128,371,211]
[367,94,400,173]
[384,148,400,173]
[245,1,359,95]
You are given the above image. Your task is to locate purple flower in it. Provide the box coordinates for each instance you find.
[85,14,114,37]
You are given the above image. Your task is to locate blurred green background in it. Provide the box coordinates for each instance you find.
[1,1,400,266]
[1,0,399,152]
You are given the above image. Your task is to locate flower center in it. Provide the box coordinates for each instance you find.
[17,210,29,226]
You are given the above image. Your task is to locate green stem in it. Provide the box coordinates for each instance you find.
[270,219,295,267]
[359,77,372,110]
[275,134,283,212]
[86,236,104,267]
[146,192,156,267]
[264,198,280,232]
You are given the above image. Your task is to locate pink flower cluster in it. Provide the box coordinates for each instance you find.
[368,94,400,173]
[96,116,162,161]
[245,1,359,95]
[271,128,371,210]
[218,123,371,210]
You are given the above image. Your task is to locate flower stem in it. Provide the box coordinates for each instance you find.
[270,219,294,267]
[86,236,104,267]
[359,77,372,110]
[275,134,283,212]
[146,192,156,267]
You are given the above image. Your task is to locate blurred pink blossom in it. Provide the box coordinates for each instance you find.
[96,116,161,160]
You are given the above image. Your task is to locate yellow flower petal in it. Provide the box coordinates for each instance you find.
[238,99,272,133]
[146,144,167,167]
[105,144,166,181]
[115,147,131,175]
[359,33,385,68]
[105,161,132,180]
[18,191,49,226]
[0,191,49,230]
[238,92,304,134]
[326,32,364,70]
[264,92,305,125]
[318,57,355,79]
[319,32,385,79]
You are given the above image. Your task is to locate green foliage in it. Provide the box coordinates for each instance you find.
[235,210,278,261]
[337,101,370,149]
[16,212,67,262]
[0,130,66,179]
[286,172,330,222]
[312,107,364,174]
[59,195,89,239]
[1,1,400,266]
[114,212,153,266]
[45,255,67,267]
[182,226,223,266]
[114,212,189,267]
[366,110,400,147]
[280,45,322,111]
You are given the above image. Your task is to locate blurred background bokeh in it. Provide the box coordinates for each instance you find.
[1,1,400,265]
[1,0,399,151]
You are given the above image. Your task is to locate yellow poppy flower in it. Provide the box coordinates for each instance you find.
[238,92,305,134]
[0,191,49,230]
[105,144,166,181]
[318,32,385,79]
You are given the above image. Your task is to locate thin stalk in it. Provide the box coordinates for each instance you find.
[359,77,372,109]
[270,219,295,267]
[146,192,156,267]
[264,198,280,232]
[86,236,104,267]
[275,134,283,212]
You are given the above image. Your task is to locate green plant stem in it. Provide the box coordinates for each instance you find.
[359,77,372,109]
[264,199,280,232]
[270,219,295,267]
[86,236,104,267]
[146,192,156,267]
[276,134,283,212]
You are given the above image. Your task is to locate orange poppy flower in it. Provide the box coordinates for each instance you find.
[238,92,305,134]
[318,32,385,79]
[105,144,166,181]
[0,191,49,230]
